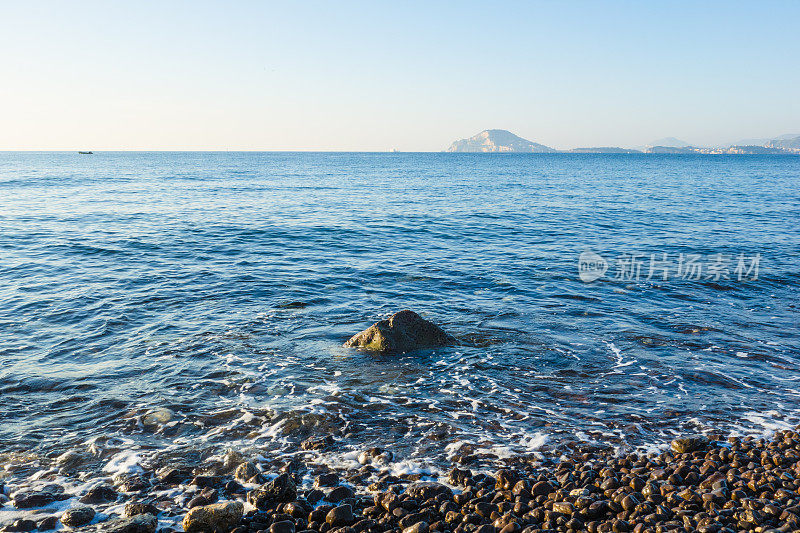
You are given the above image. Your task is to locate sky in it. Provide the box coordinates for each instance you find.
[1,1,799,151]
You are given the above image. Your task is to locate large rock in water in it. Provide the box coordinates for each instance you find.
[344,310,453,353]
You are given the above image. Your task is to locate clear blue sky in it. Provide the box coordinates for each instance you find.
[1,1,798,150]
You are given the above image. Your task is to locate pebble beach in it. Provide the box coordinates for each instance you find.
[4,429,800,533]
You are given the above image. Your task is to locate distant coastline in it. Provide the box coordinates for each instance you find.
[446,129,800,154]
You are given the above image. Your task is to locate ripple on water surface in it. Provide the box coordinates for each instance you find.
[0,151,798,476]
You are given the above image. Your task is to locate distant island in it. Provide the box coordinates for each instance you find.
[446,129,800,154]
[446,129,556,153]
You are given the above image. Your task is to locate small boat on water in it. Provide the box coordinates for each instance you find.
[78,151,93,154]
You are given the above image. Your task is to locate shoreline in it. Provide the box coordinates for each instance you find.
[2,428,800,533]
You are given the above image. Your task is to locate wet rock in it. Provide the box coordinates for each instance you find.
[248,473,297,509]
[551,502,574,515]
[234,462,259,483]
[270,520,296,533]
[12,491,57,509]
[326,486,355,503]
[80,484,118,504]
[448,468,472,487]
[36,517,59,531]
[188,488,219,509]
[670,435,710,454]
[530,481,553,497]
[357,448,393,465]
[301,436,335,451]
[222,449,244,470]
[284,500,313,519]
[313,474,340,488]
[306,489,325,504]
[157,467,192,485]
[190,476,221,489]
[403,482,452,501]
[326,504,354,527]
[343,310,453,353]
[495,469,521,490]
[56,450,87,470]
[125,502,160,517]
[61,506,96,528]
[402,522,428,533]
[141,408,173,427]
[2,520,37,532]
[115,474,150,493]
[102,514,158,533]
[183,501,244,533]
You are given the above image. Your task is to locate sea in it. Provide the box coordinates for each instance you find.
[1,151,799,477]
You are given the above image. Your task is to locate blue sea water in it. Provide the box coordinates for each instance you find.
[0,151,799,470]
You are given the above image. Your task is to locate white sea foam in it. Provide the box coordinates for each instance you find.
[103,450,143,476]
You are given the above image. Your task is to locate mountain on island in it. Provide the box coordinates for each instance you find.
[446,129,556,153]
[646,137,691,148]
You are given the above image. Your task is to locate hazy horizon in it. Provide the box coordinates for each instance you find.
[2,1,799,151]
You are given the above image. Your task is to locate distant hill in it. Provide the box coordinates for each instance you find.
[444,130,799,154]
[446,129,556,153]
[645,144,793,154]
[766,134,800,150]
[646,137,691,148]
[727,145,796,154]
[645,146,698,154]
